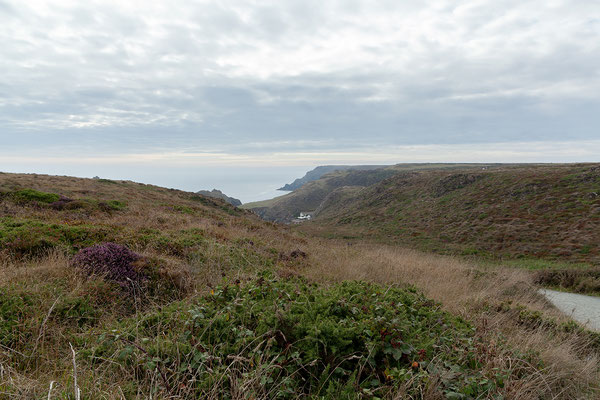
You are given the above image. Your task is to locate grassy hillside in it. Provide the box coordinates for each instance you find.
[278,165,389,191]
[1,172,599,398]
[0,173,309,398]
[304,164,600,265]
[244,164,512,223]
[243,168,400,222]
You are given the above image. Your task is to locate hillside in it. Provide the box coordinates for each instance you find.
[247,163,518,223]
[304,164,600,264]
[1,172,599,398]
[278,165,388,191]
[244,168,400,222]
[0,173,312,398]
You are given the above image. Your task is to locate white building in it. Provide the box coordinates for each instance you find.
[298,212,312,220]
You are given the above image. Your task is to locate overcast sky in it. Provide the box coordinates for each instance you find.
[1,0,599,198]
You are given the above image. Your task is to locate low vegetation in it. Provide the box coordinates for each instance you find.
[243,167,414,222]
[534,268,600,296]
[0,172,598,399]
[245,164,518,223]
[89,275,521,399]
[303,163,600,265]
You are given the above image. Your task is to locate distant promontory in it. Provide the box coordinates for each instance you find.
[196,189,242,206]
[278,165,387,191]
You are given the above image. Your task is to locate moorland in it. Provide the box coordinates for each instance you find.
[1,168,599,399]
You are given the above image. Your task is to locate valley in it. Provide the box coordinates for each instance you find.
[0,169,599,399]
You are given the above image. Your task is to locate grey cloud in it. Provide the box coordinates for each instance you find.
[0,0,14,14]
[0,0,599,160]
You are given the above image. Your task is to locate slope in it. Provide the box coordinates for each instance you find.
[304,163,600,265]
[246,163,520,223]
[2,172,586,398]
[243,168,399,222]
[277,165,388,191]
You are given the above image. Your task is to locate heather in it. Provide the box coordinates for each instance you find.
[72,242,188,301]
[71,243,142,285]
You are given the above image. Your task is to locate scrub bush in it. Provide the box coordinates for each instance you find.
[72,243,141,286]
[535,268,600,295]
[0,218,117,257]
[92,275,513,399]
[98,200,127,212]
[12,188,60,204]
[72,243,187,301]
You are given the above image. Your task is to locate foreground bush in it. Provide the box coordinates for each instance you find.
[90,275,519,399]
[72,243,187,302]
[72,242,141,285]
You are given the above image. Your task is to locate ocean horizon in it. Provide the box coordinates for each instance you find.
[0,164,311,204]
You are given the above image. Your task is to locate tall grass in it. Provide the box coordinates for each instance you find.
[302,242,600,398]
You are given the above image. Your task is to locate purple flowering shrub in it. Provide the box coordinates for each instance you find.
[72,243,143,286]
[72,243,188,301]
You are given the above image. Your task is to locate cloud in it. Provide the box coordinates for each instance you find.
[2,140,599,168]
[0,0,599,160]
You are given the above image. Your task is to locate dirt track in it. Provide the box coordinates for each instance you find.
[540,289,600,331]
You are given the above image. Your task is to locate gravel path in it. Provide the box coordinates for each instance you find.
[540,289,600,331]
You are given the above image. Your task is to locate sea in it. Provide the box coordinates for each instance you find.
[0,164,311,204]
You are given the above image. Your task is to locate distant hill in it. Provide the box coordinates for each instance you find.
[244,168,399,222]
[196,189,242,206]
[303,163,600,264]
[246,163,508,223]
[278,165,387,191]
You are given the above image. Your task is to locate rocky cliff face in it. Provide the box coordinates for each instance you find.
[196,189,242,206]
[278,165,387,191]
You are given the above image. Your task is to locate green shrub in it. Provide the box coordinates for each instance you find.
[11,189,59,204]
[90,275,508,398]
[53,295,99,327]
[0,217,117,256]
[99,200,127,211]
[0,289,36,347]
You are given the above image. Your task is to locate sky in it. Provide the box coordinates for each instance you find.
[1,0,599,201]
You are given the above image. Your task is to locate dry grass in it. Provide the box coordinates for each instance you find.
[302,241,600,399]
[1,172,599,398]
